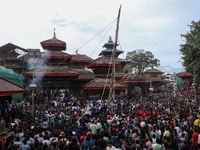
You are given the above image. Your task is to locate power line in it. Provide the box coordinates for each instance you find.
[90,19,117,58]
[55,18,117,68]
[75,18,117,54]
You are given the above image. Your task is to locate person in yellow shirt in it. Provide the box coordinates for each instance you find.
[163,127,170,141]
[197,112,200,119]
[194,117,200,127]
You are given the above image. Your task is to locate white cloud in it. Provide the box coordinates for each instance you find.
[163,66,172,71]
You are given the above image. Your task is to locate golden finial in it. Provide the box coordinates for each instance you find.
[75,49,78,55]
[108,36,113,43]
[52,28,57,39]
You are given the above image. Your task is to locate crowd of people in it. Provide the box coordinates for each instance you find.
[0,91,200,150]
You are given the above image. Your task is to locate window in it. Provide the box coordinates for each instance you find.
[151,73,157,77]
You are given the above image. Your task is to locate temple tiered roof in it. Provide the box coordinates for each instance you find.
[99,36,123,57]
[87,57,121,68]
[40,30,66,51]
[83,78,126,90]
[73,68,94,80]
[22,67,79,76]
[41,51,71,59]
[72,54,93,62]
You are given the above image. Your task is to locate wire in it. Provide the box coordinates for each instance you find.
[75,18,117,54]
[101,38,123,100]
[90,19,116,58]
[80,18,117,74]
[100,48,114,100]
[55,18,117,68]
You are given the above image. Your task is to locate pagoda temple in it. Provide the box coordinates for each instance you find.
[22,31,94,94]
[83,36,129,99]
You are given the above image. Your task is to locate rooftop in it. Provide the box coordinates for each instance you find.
[88,57,121,68]
[144,69,163,74]
[176,72,193,78]
[22,66,79,76]
[0,43,27,54]
[72,54,93,62]
[40,29,66,51]
[0,76,24,96]
[83,78,126,89]
[41,51,71,59]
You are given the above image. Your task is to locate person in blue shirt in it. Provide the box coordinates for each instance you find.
[124,125,132,135]
[18,139,31,150]
[133,120,139,127]
[178,121,182,127]
[58,118,62,125]
[83,134,95,150]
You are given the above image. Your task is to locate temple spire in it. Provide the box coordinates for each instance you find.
[108,36,113,43]
[52,28,57,39]
[75,49,78,55]
[41,28,66,51]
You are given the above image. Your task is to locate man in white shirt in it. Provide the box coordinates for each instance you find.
[140,120,146,128]
[96,121,102,130]
[42,138,50,147]
[107,117,115,126]
[106,141,115,150]
[156,127,162,139]
[45,112,50,123]
[60,111,65,119]
[53,100,57,106]
[174,123,180,134]
[50,113,55,131]
[150,128,159,139]
[7,103,12,112]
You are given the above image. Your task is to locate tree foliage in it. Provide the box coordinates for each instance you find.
[179,20,200,82]
[126,50,160,75]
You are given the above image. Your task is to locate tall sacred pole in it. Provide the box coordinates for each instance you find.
[108,5,122,103]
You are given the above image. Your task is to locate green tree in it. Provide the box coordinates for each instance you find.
[179,20,200,82]
[126,49,160,75]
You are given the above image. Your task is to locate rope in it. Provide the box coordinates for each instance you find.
[76,104,89,125]
[55,18,117,68]
[89,19,116,58]
[100,47,115,100]
[75,18,117,54]
[100,38,124,100]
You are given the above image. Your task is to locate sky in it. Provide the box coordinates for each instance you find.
[0,0,200,74]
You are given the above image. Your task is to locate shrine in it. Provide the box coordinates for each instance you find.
[22,31,94,94]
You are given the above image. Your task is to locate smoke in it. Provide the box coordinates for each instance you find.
[28,50,50,89]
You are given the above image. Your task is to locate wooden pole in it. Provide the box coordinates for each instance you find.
[108,5,122,103]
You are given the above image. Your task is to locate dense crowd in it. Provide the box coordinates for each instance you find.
[0,91,200,150]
